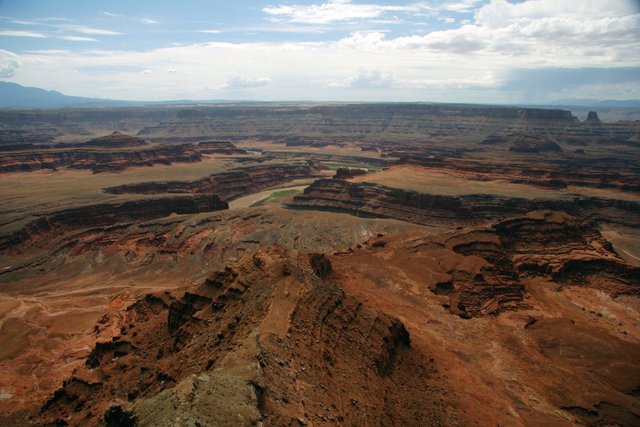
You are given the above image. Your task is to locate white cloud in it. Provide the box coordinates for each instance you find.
[0,49,20,77]
[475,0,638,28]
[0,30,47,38]
[104,11,159,25]
[59,35,97,42]
[167,68,177,73]
[6,1,639,103]
[263,0,431,24]
[64,25,122,35]
[347,69,396,88]
[223,75,271,89]
[441,0,485,13]
[103,11,125,18]
[198,30,222,34]
[37,17,73,22]
[143,69,152,74]
[10,20,38,25]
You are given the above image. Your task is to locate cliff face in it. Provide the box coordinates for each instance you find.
[328,211,640,426]
[29,212,640,426]
[0,195,228,250]
[36,245,447,426]
[104,161,327,201]
[0,108,178,144]
[332,211,638,319]
[395,156,640,193]
[79,131,148,148]
[196,140,247,155]
[0,144,202,173]
[135,103,578,143]
[289,178,640,227]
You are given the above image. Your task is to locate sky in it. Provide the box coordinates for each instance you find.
[0,0,639,104]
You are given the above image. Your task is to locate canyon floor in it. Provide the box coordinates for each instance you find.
[0,103,639,425]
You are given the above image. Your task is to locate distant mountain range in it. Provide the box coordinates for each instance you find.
[2,81,640,110]
[0,81,248,109]
[0,81,137,109]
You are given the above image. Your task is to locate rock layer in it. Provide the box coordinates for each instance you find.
[35,246,447,426]
[289,178,640,227]
[0,144,202,173]
[104,161,327,201]
[22,212,640,426]
[0,195,228,250]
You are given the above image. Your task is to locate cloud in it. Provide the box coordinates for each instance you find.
[0,30,47,38]
[10,20,38,25]
[263,0,431,24]
[65,25,122,35]
[500,66,640,103]
[475,0,638,28]
[37,17,73,22]
[167,68,177,73]
[59,35,97,42]
[502,67,640,91]
[341,69,396,89]
[441,0,485,13]
[104,11,159,25]
[104,11,125,18]
[198,30,222,34]
[7,1,640,103]
[143,69,152,74]
[406,25,487,53]
[0,49,20,77]
[223,75,271,89]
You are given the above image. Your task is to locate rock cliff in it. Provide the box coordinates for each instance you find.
[0,195,228,250]
[288,178,640,227]
[76,131,148,148]
[26,212,640,426]
[104,161,327,201]
[0,144,202,173]
[35,246,447,426]
[196,140,247,155]
[394,156,640,193]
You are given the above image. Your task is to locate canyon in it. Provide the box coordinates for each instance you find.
[0,102,639,425]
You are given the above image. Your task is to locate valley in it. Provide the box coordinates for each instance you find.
[0,102,639,425]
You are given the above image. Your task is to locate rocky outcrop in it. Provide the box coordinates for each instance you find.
[395,156,640,192]
[288,179,640,227]
[0,195,228,250]
[505,133,563,153]
[586,111,601,123]
[0,144,202,173]
[135,103,578,143]
[35,246,447,426]
[104,161,327,201]
[10,213,640,426]
[196,140,246,155]
[82,131,147,148]
[331,211,639,319]
[481,132,563,153]
[334,166,368,179]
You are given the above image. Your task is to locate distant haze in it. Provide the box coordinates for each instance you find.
[0,0,639,104]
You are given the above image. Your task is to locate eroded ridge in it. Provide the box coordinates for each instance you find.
[35,246,447,426]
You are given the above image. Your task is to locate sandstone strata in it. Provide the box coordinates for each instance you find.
[104,161,327,201]
[35,246,447,426]
[0,144,202,173]
[289,178,640,227]
[0,195,228,250]
[24,212,640,426]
